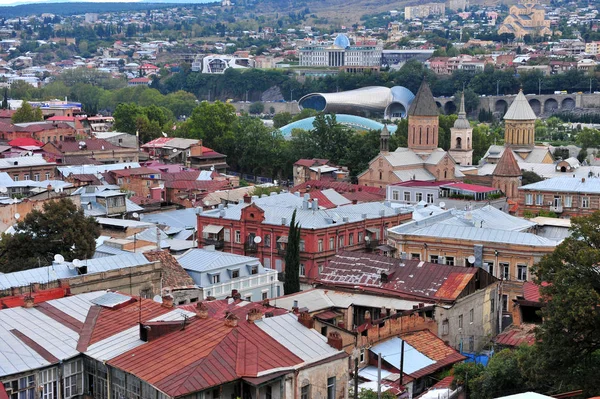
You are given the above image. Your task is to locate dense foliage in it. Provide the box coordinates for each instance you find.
[11,101,43,123]
[283,209,301,295]
[0,198,100,273]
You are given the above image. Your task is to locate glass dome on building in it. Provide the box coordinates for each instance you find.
[333,33,351,49]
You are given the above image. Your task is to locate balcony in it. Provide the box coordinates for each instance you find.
[365,239,380,251]
[549,205,563,213]
[203,238,224,249]
[206,270,280,298]
[277,245,287,256]
[244,242,258,254]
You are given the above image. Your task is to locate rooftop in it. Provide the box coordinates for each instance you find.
[520,176,600,194]
[407,80,438,117]
[503,90,537,121]
[177,249,261,273]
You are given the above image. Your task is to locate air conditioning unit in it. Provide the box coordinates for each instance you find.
[547,201,552,206]
[5,388,13,395]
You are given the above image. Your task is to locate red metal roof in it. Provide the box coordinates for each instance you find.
[179,299,288,320]
[165,180,228,190]
[47,116,77,122]
[308,190,336,209]
[0,288,69,309]
[523,281,542,303]
[494,324,536,347]
[8,137,44,147]
[320,252,479,302]
[108,317,303,396]
[0,383,9,399]
[142,137,173,148]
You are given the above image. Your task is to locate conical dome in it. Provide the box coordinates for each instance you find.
[453,92,470,130]
[503,90,537,121]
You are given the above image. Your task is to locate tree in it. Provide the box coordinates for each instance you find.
[521,170,543,186]
[533,212,600,396]
[283,209,301,295]
[185,101,237,147]
[1,88,8,110]
[11,101,43,123]
[248,102,265,114]
[0,198,100,273]
[354,388,396,399]
[273,112,292,128]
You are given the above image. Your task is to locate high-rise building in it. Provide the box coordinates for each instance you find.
[404,2,445,20]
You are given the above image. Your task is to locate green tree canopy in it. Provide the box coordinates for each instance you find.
[0,198,100,273]
[283,209,301,295]
[185,101,237,147]
[11,101,43,123]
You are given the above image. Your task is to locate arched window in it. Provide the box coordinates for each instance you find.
[467,137,470,148]
[426,127,430,144]
[419,127,422,144]
[456,137,462,149]
[444,170,447,178]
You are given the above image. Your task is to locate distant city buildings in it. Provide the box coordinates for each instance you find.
[191,54,254,73]
[299,34,382,72]
[404,2,446,20]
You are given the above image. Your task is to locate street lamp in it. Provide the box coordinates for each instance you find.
[290,88,295,102]
[538,78,542,96]
[496,80,500,97]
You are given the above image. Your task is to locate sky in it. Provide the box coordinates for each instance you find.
[0,0,203,5]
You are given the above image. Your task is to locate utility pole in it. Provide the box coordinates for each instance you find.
[353,358,359,399]
[290,88,295,102]
[538,78,542,96]
[377,353,382,399]
[496,80,499,97]
[399,339,405,386]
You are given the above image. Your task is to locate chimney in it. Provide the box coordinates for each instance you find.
[23,295,35,308]
[364,310,372,324]
[243,194,251,203]
[31,283,40,292]
[247,308,263,323]
[303,193,310,201]
[312,199,319,210]
[224,313,239,328]
[251,195,259,202]
[281,217,287,225]
[327,331,343,350]
[294,192,301,197]
[196,302,209,319]
[582,177,586,183]
[298,311,314,329]
[303,199,309,210]
[231,289,242,300]
[161,294,174,308]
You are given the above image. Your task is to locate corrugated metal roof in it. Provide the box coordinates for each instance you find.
[140,208,198,229]
[503,90,537,120]
[91,292,132,308]
[58,162,141,178]
[520,176,600,194]
[178,249,260,273]
[370,337,435,375]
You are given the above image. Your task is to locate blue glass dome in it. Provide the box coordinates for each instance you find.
[277,114,398,138]
[333,34,350,49]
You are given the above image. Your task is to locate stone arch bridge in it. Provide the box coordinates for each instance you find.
[434,92,600,116]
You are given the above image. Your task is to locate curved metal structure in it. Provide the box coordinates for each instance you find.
[298,86,415,120]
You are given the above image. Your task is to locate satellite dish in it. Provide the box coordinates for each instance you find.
[0,187,7,194]
[14,213,20,220]
[172,148,178,153]
[254,236,262,244]
[162,132,168,137]
[132,212,139,219]
[153,295,163,303]
[73,259,82,267]
[78,141,86,147]
[54,187,61,193]
[54,254,65,263]
[439,201,445,208]
[468,255,476,264]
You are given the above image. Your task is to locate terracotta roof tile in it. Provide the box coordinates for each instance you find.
[143,251,196,290]
[407,80,439,117]
[493,148,521,177]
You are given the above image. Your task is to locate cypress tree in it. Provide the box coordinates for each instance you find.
[1,89,8,110]
[283,209,301,295]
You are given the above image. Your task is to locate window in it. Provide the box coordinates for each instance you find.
[40,368,57,399]
[117,178,123,185]
[212,388,220,399]
[392,190,399,201]
[338,236,344,248]
[411,253,420,260]
[301,385,310,399]
[13,175,18,181]
[266,386,272,399]
[426,193,434,204]
[127,375,141,399]
[500,262,510,280]
[502,294,508,312]
[23,174,29,180]
[445,256,455,266]
[535,194,543,206]
[318,264,324,275]
[211,274,220,284]
[329,237,334,250]
[262,291,268,300]
[490,297,495,313]
[468,336,475,352]
[299,240,305,252]
[231,270,239,279]
[327,377,336,399]
[358,232,363,243]
[360,349,365,363]
[245,295,252,301]
[429,255,439,263]
[300,263,305,276]
[525,193,533,205]
[235,230,241,243]
[458,315,463,329]
[582,197,590,208]
[484,261,494,276]
[34,174,39,182]
[349,233,354,246]
[264,234,271,248]
[469,308,474,323]
[64,359,83,398]
[517,264,528,281]
[318,239,324,252]
[251,266,258,275]
[45,172,50,180]
[403,192,411,202]
[442,319,449,335]
[415,192,423,202]
[3,375,35,399]
[564,196,572,207]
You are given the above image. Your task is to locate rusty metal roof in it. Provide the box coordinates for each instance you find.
[320,252,478,301]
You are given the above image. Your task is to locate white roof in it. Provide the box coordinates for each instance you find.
[370,337,435,375]
[0,155,52,169]
[393,168,436,182]
[57,162,141,177]
[520,176,600,194]
[321,188,352,206]
[496,393,554,399]
[503,90,537,121]
[255,313,339,362]
[177,249,260,272]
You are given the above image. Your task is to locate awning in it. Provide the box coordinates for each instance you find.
[314,309,342,321]
[277,236,288,243]
[376,244,397,252]
[366,227,379,234]
[203,225,223,234]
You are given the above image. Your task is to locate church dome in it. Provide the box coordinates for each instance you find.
[453,115,471,129]
[333,34,350,49]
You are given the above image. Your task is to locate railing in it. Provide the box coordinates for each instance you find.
[549,205,563,213]
[203,238,224,249]
[244,242,258,253]
[208,270,278,297]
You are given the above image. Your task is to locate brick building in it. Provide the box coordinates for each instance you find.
[0,121,77,143]
[518,176,600,218]
[0,154,56,182]
[43,138,140,164]
[197,192,412,282]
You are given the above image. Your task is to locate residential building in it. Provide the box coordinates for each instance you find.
[142,138,227,172]
[404,3,446,20]
[293,180,386,204]
[386,206,558,310]
[74,185,143,217]
[128,77,151,86]
[0,121,77,143]
[105,167,164,198]
[43,138,140,164]
[293,158,349,186]
[358,80,458,187]
[0,154,56,182]
[0,291,349,399]
[497,0,551,39]
[196,192,412,282]
[518,176,600,217]
[177,249,283,300]
[93,132,138,149]
[387,180,503,208]
[585,41,600,55]
[494,281,541,348]
[299,34,382,70]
